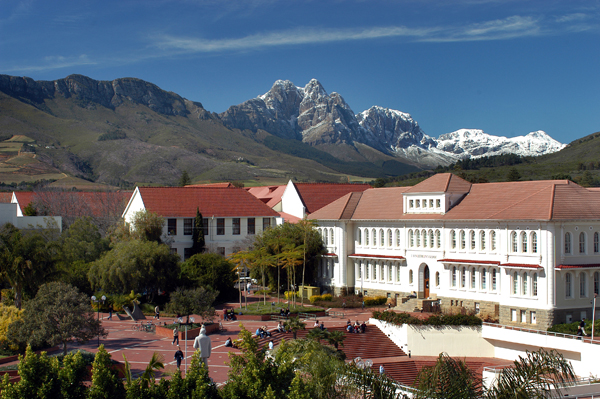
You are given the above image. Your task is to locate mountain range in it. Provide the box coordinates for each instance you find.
[0,74,566,186]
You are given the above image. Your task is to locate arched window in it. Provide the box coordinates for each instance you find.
[460,230,466,250]
[566,273,572,298]
[429,229,434,248]
[481,269,487,290]
[492,268,497,291]
[580,272,587,297]
[395,229,401,247]
[416,230,421,247]
[511,232,518,253]
[513,272,518,295]
[330,228,334,245]
[491,231,497,251]
[461,267,466,288]
[522,272,528,295]
[532,273,538,296]
[436,230,441,248]
[365,229,369,246]
[365,261,370,279]
[451,230,456,249]
[436,272,440,287]
[470,230,476,250]
[387,229,392,247]
[471,268,476,289]
[373,263,377,280]
[358,261,362,279]
[409,269,414,284]
[480,231,486,251]
[595,271,600,295]
[521,232,527,253]
[409,230,414,247]
[595,232,599,253]
[380,229,384,247]
[324,229,328,246]
[579,232,586,254]
[452,267,457,287]
[421,229,427,248]
[372,229,377,246]
[388,264,392,281]
[380,264,384,280]
[358,229,362,245]
[396,264,401,282]
[565,233,572,254]
[531,232,538,253]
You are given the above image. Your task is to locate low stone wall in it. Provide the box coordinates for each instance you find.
[155,323,219,340]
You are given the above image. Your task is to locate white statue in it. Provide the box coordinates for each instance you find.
[193,325,212,369]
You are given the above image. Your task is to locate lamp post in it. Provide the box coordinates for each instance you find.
[91,295,106,347]
[592,293,597,342]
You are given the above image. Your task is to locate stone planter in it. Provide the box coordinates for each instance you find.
[155,323,219,341]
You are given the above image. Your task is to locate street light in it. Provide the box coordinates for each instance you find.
[592,293,598,342]
[91,295,106,347]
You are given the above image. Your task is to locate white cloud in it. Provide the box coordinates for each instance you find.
[5,55,96,73]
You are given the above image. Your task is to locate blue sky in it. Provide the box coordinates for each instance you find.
[1,0,599,144]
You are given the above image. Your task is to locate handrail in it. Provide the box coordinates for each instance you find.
[482,322,600,345]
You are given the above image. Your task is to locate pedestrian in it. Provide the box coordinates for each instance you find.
[154,305,160,320]
[247,281,251,295]
[108,308,112,320]
[172,325,179,345]
[379,364,385,375]
[268,339,274,351]
[580,319,588,336]
[342,299,346,309]
[174,346,184,369]
[362,300,365,310]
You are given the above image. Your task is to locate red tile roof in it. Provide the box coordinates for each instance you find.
[246,185,286,208]
[278,211,302,224]
[500,263,542,269]
[13,191,131,217]
[556,264,600,269]
[349,254,406,260]
[0,193,12,203]
[185,182,235,188]
[406,173,472,193]
[293,182,371,215]
[137,187,280,218]
[438,259,501,265]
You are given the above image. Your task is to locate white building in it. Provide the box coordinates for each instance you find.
[123,186,281,258]
[310,173,600,329]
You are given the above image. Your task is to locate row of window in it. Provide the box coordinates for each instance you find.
[408,198,441,210]
[510,271,539,297]
[509,231,538,253]
[167,217,271,236]
[564,232,600,255]
[357,228,401,248]
[319,228,335,246]
[408,229,441,249]
[565,271,600,298]
[451,267,500,293]
[450,230,499,252]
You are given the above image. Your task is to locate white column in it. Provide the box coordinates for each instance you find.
[547,224,555,307]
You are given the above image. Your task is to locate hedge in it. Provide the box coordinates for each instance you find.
[309,294,333,303]
[363,296,387,306]
[372,310,482,327]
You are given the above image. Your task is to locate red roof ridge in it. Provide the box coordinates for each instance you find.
[485,182,555,220]
[549,183,556,220]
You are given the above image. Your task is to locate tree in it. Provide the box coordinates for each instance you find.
[166,287,217,324]
[506,167,521,182]
[278,244,303,305]
[0,345,61,399]
[283,317,306,340]
[190,208,205,255]
[179,170,192,187]
[88,239,180,299]
[414,353,483,399]
[23,202,37,216]
[129,209,165,243]
[180,253,236,301]
[7,282,106,355]
[88,345,126,399]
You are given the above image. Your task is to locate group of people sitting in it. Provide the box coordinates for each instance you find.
[277,322,289,333]
[255,326,272,338]
[279,308,291,318]
[223,308,236,321]
[225,336,237,348]
[313,320,326,330]
[346,320,367,334]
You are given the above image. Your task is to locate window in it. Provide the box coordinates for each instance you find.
[247,218,255,235]
[461,267,466,288]
[263,218,271,231]
[511,309,517,322]
[388,264,392,281]
[217,247,225,256]
[492,268,497,291]
[358,229,362,245]
[491,231,497,251]
[513,272,518,295]
[387,229,392,247]
[480,231,486,251]
[323,229,328,246]
[396,265,401,282]
[595,232,600,253]
[168,218,177,235]
[330,228,334,245]
[203,218,209,236]
[380,229,384,247]
[533,273,538,296]
[511,232,518,252]
[421,229,427,248]
[470,230,476,250]
[416,230,420,247]
[409,269,414,284]
[380,264,384,281]
[566,273,572,298]
[358,262,362,279]
[372,229,376,246]
[475,302,480,314]
[436,230,441,248]
[482,269,487,290]
[521,232,527,253]
[217,218,225,235]
[460,230,466,250]
[531,232,538,253]
[365,262,370,279]
[409,200,414,208]
[429,229,434,248]
[373,263,377,280]
[232,218,240,235]
[436,199,441,208]
[580,232,586,254]
[429,199,434,208]
[435,272,440,286]
[452,267,457,287]
[531,311,537,324]
[580,272,587,297]
[365,229,369,246]
[184,218,193,235]
[521,310,526,323]
[595,272,599,295]
[451,230,456,249]
[184,247,193,260]
[395,229,400,247]
[522,272,528,295]
[565,233,572,254]
[471,268,476,289]
[416,199,420,208]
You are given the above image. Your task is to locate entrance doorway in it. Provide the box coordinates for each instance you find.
[424,266,430,298]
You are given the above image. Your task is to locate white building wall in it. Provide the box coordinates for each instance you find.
[281,181,305,219]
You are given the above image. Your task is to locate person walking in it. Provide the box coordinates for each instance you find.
[174,346,184,369]
[154,305,160,320]
[379,364,385,375]
[580,319,588,336]
[108,308,112,320]
[172,325,179,345]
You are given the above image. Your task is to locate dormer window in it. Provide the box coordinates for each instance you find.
[409,200,414,208]
[429,199,434,208]
[416,200,420,208]
[436,199,441,208]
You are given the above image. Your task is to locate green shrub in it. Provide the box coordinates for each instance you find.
[255,289,271,296]
[372,310,482,327]
[321,294,333,301]
[284,291,299,300]
[309,295,321,303]
[363,296,387,306]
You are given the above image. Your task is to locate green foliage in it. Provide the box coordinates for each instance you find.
[414,353,483,399]
[309,294,332,303]
[180,253,236,301]
[23,202,38,216]
[283,316,306,339]
[7,282,105,355]
[372,310,483,327]
[165,287,217,324]
[129,210,165,243]
[506,167,521,181]
[0,345,61,399]
[0,303,22,347]
[98,131,127,141]
[190,208,205,256]
[548,319,599,336]
[88,239,179,298]
[179,170,191,186]
[88,345,126,399]
[363,296,387,306]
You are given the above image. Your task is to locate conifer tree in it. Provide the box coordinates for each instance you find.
[191,208,205,255]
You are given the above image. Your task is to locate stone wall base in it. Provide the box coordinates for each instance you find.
[439,297,499,321]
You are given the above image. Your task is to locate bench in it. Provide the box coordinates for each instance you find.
[298,312,318,320]
[270,315,287,321]
[327,311,345,318]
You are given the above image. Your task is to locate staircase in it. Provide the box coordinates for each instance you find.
[371,359,489,387]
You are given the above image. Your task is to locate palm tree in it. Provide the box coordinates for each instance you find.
[414,353,483,399]
[284,316,306,339]
[229,249,254,309]
[279,243,303,306]
[251,247,276,305]
[307,327,328,344]
[123,351,164,389]
[326,330,345,350]
[486,348,576,399]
